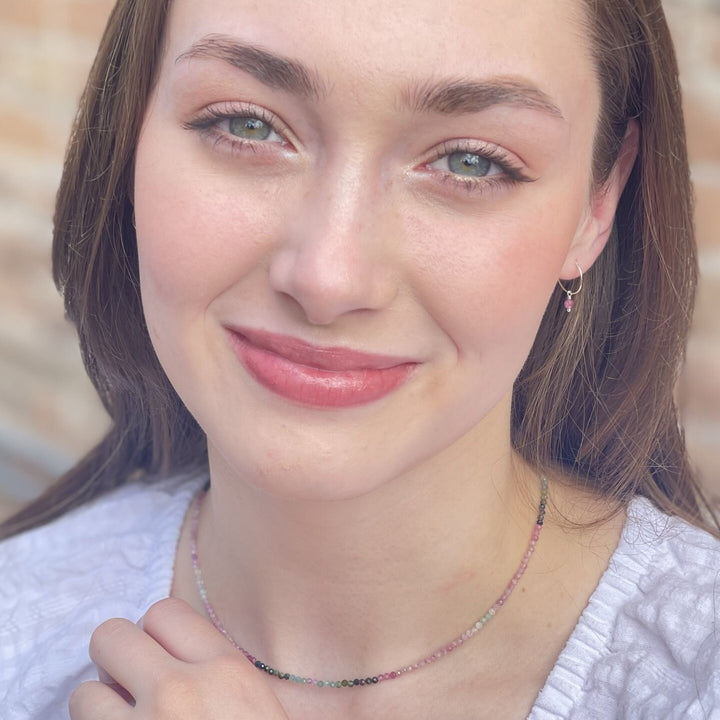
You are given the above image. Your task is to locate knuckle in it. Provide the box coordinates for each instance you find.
[67,684,85,715]
[142,596,187,629]
[68,682,101,719]
[89,617,131,653]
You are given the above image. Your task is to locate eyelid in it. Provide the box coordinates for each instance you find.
[184,101,295,150]
[415,139,536,198]
[427,140,529,180]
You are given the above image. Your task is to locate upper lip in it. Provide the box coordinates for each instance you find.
[227,326,417,371]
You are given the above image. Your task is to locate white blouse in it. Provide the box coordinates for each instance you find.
[1,473,718,719]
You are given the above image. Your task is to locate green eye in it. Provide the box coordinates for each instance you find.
[447,152,492,177]
[228,117,273,140]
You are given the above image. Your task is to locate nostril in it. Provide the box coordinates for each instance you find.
[267,236,398,326]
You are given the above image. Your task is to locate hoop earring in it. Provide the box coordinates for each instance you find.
[558,262,583,313]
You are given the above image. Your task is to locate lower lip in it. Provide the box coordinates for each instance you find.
[227,331,416,408]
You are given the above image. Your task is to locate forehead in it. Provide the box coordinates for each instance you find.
[162,0,597,123]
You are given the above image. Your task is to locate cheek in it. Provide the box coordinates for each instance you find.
[405,193,585,358]
[133,134,282,330]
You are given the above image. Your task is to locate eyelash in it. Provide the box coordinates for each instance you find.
[185,104,533,195]
[424,141,533,195]
[184,102,291,155]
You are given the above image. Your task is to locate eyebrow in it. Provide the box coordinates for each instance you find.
[176,34,324,100]
[403,78,565,119]
[176,35,564,120]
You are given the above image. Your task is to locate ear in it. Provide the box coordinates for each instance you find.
[560,119,639,280]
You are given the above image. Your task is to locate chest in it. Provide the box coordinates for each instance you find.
[270,643,558,720]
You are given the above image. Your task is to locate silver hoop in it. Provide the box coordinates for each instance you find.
[558,262,583,296]
[558,262,583,313]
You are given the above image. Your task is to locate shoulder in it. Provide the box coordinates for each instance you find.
[614,498,720,670]
[0,472,205,719]
[532,497,720,719]
[0,472,205,598]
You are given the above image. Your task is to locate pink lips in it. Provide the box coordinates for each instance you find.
[226,327,417,408]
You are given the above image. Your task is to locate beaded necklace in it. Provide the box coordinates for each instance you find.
[190,475,548,689]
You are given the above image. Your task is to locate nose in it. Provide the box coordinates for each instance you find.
[268,163,399,326]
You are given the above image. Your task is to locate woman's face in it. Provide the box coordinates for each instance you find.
[134,0,606,499]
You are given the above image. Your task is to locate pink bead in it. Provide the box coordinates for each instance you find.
[564,298,574,311]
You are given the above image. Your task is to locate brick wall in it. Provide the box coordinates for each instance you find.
[0,1,718,517]
[665,1,720,504]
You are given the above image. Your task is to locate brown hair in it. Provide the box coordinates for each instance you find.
[2,0,717,538]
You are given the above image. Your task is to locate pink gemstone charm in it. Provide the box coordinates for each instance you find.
[563,297,574,312]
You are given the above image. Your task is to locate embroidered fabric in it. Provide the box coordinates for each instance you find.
[1,475,718,719]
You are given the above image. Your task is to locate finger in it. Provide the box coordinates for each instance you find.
[89,617,174,699]
[141,597,239,663]
[69,680,133,720]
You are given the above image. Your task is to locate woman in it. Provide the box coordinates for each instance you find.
[1,0,718,717]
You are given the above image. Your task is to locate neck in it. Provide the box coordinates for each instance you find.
[184,415,546,678]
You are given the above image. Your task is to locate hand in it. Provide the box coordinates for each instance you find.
[69,597,291,720]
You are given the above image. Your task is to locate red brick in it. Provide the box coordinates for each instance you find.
[685,97,720,166]
[0,0,113,38]
[694,178,720,250]
[0,106,65,155]
[691,271,720,337]
[681,338,720,418]
[0,1,43,28]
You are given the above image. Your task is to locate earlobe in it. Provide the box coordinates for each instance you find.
[560,119,640,280]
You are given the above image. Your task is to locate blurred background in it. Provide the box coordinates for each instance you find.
[0,0,718,519]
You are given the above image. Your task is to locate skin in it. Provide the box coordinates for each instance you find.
[70,0,639,717]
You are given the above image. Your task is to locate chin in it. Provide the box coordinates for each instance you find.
[207,439,399,504]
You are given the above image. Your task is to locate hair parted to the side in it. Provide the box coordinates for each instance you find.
[1,0,717,539]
